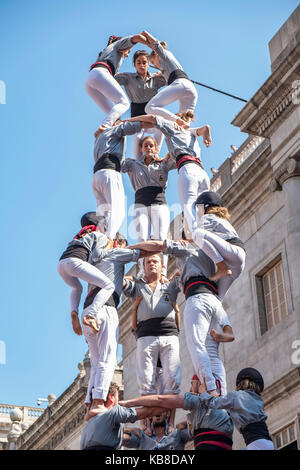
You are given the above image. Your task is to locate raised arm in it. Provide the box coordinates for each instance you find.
[120,394,184,410]
[128,240,166,252]
[123,114,158,125]
[135,406,169,420]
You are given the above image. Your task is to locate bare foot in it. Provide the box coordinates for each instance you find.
[88,399,106,418]
[82,315,100,333]
[144,427,152,436]
[209,261,232,282]
[208,390,219,397]
[71,311,82,336]
[202,125,212,147]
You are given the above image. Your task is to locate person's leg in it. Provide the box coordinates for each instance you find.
[57,259,83,313]
[178,164,210,235]
[183,294,219,393]
[136,336,159,434]
[178,79,198,113]
[246,439,274,450]
[150,204,170,275]
[134,205,151,276]
[159,335,181,433]
[145,80,187,122]
[92,170,125,239]
[132,128,145,160]
[205,334,227,396]
[85,68,129,126]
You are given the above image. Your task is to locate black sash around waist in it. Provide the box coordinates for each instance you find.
[130,101,148,117]
[184,276,219,299]
[94,154,121,173]
[241,421,272,446]
[83,445,115,451]
[89,59,116,77]
[194,428,233,451]
[84,287,120,309]
[59,245,89,262]
[227,237,246,252]
[135,186,166,206]
[136,317,178,339]
[168,69,189,85]
[176,153,204,171]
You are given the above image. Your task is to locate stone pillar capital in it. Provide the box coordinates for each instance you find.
[270,155,300,192]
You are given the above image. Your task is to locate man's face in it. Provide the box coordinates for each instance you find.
[152,412,167,427]
[144,255,162,277]
[111,390,119,406]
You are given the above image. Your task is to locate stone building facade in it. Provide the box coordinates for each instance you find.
[15,6,300,450]
[119,5,300,450]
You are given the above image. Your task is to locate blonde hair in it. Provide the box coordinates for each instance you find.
[176,110,195,122]
[206,206,230,221]
[139,135,158,150]
[236,378,262,395]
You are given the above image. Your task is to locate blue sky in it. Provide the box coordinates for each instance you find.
[0,0,298,409]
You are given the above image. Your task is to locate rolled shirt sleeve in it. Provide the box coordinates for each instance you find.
[113,405,138,425]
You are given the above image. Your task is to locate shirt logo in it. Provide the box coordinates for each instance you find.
[164,295,170,302]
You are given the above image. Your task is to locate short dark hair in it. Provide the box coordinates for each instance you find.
[104,382,119,405]
[114,232,128,246]
[133,50,149,65]
[107,35,122,46]
[143,253,163,266]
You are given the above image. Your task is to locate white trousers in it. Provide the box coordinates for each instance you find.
[246,439,274,450]
[205,330,227,396]
[178,163,211,235]
[132,127,164,160]
[145,78,198,122]
[85,68,129,127]
[193,228,246,300]
[184,293,228,392]
[57,257,114,313]
[136,335,181,395]
[82,305,119,402]
[92,169,125,239]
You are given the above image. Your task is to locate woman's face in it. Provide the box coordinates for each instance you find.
[141,138,157,158]
[134,55,149,75]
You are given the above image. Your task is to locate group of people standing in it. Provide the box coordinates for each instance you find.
[58,31,274,451]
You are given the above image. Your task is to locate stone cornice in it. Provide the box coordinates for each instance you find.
[263,367,300,408]
[270,154,300,191]
[232,43,300,137]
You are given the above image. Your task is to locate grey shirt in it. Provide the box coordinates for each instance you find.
[125,428,190,450]
[80,404,138,450]
[199,214,240,241]
[94,121,142,165]
[115,72,166,103]
[88,248,140,298]
[151,41,184,82]
[164,239,216,287]
[123,278,180,323]
[183,392,233,438]
[97,36,135,74]
[198,390,268,433]
[121,156,176,192]
[155,116,201,160]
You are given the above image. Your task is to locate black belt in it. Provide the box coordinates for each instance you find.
[130,101,148,117]
[241,421,272,446]
[84,288,120,309]
[194,428,232,451]
[168,69,189,85]
[135,186,166,206]
[89,59,116,77]
[184,276,219,299]
[227,237,245,252]
[94,154,121,173]
[136,317,179,339]
[176,153,204,171]
[83,445,115,451]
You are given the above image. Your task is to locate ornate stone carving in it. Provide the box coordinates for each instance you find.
[270,155,300,191]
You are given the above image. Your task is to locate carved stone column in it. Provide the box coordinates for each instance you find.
[7,408,23,450]
[270,155,300,307]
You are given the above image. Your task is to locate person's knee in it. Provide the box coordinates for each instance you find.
[145,102,154,114]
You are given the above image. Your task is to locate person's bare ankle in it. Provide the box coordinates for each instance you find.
[209,261,232,282]
[82,315,99,333]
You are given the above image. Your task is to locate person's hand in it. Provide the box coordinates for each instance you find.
[210,328,221,342]
[198,378,207,394]
[160,274,168,284]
